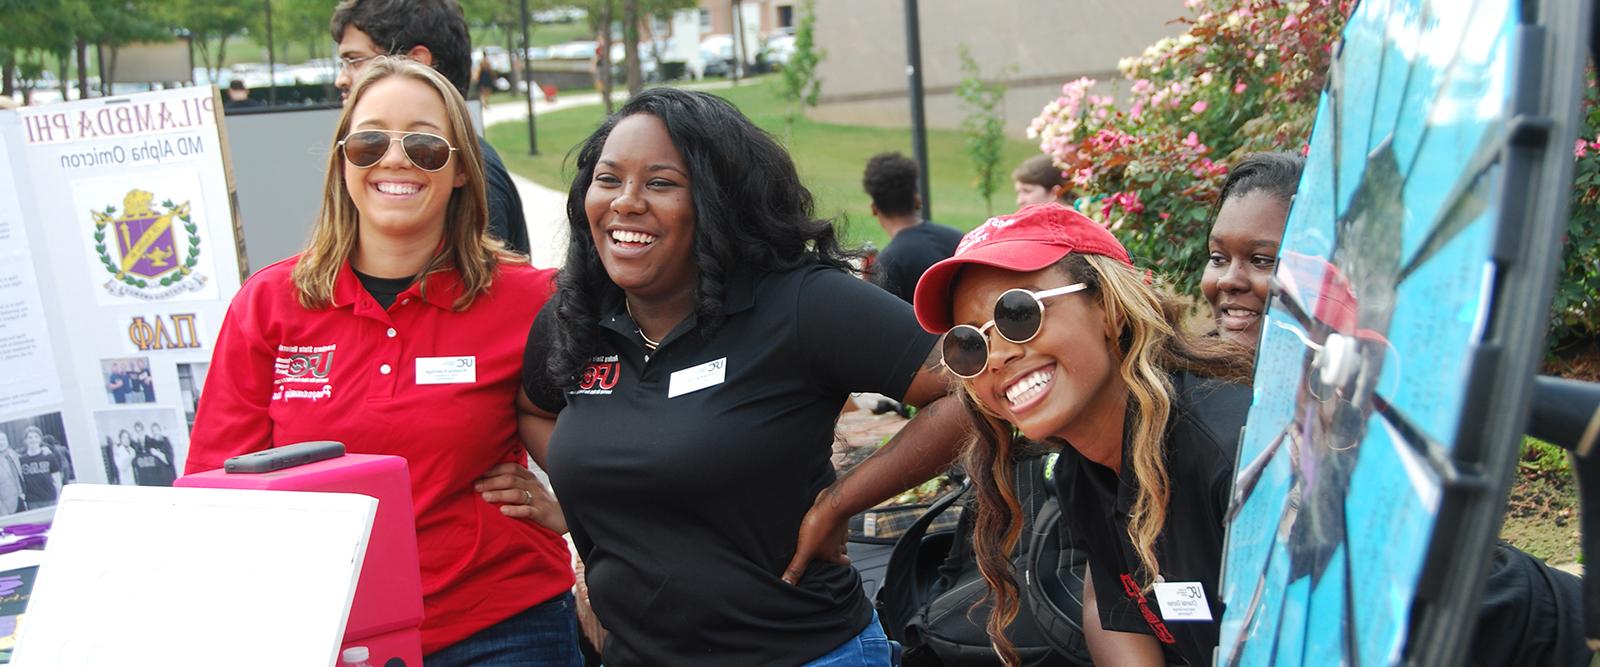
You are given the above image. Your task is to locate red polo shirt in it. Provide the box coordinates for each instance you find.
[187,256,573,654]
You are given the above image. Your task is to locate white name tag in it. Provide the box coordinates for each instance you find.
[415,356,476,385]
[668,357,727,398]
[1152,581,1213,622]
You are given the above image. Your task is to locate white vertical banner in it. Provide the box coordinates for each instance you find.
[0,87,244,522]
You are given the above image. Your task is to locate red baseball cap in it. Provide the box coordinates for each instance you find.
[913,202,1132,333]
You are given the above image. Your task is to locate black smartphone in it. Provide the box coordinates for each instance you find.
[224,441,346,474]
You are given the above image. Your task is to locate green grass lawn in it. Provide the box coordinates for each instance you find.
[487,75,1043,248]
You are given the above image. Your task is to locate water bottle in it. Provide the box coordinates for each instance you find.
[341,646,374,667]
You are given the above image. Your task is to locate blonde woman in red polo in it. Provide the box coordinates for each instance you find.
[187,58,579,666]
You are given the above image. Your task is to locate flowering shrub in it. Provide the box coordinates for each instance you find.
[1555,67,1600,348]
[1028,0,1351,295]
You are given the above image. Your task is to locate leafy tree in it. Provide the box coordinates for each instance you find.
[954,44,1008,215]
[776,0,823,137]
[168,0,252,85]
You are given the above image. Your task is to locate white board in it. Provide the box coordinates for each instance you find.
[0,87,246,524]
[12,484,375,667]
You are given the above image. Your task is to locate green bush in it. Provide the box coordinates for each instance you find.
[1555,68,1600,350]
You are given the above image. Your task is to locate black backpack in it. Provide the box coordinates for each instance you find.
[877,453,1092,666]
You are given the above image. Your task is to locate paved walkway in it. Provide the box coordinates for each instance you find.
[484,80,736,268]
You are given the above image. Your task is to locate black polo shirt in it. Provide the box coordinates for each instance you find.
[523,265,936,666]
[1054,371,1250,666]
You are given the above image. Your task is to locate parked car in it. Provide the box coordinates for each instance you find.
[764,33,797,67]
[547,40,599,60]
[608,42,661,82]
[700,34,736,77]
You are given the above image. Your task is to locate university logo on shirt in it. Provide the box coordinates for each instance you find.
[574,355,620,396]
[273,344,337,403]
[89,188,207,300]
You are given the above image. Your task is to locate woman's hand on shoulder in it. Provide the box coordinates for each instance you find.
[475,462,566,534]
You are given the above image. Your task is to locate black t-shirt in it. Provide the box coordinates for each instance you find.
[18,450,59,505]
[523,266,936,666]
[353,270,415,310]
[868,221,964,303]
[1054,371,1250,666]
[135,435,178,487]
[480,137,531,256]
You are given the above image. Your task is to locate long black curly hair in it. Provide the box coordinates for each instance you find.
[545,87,856,385]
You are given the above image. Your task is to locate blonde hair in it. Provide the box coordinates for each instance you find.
[962,253,1253,665]
[292,56,511,311]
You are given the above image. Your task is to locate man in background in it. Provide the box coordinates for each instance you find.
[0,433,25,514]
[330,0,532,255]
[223,80,263,109]
[860,152,963,304]
[137,421,177,487]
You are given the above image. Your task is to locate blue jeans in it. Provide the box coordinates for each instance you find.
[801,611,897,667]
[424,592,582,667]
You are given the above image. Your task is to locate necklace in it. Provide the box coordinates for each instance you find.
[625,300,661,351]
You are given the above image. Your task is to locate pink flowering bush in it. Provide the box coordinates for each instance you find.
[1028,0,1352,295]
[1554,67,1600,348]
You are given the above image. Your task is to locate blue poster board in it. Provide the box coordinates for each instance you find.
[1217,0,1592,664]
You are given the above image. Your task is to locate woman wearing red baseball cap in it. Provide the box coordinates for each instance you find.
[913,202,1252,666]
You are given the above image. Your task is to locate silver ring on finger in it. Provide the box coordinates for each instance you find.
[522,489,534,505]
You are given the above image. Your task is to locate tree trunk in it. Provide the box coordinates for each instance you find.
[57,52,69,99]
[729,0,741,85]
[76,39,89,99]
[623,0,641,95]
[106,48,118,96]
[215,34,229,86]
[501,27,516,92]
[598,0,614,114]
[3,59,14,98]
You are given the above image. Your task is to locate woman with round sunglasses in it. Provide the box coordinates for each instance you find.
[187,58,580,666]
[912,203,1253,666]
[519,87,968,666]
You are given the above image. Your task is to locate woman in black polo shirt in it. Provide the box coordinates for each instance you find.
[911,203,1253,666]
[516,88,967,666]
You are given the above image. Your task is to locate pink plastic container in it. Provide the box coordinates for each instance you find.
[177,453,424,667]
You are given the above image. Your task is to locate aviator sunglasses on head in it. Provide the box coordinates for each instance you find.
[941,283,1088,379]
[339,129,457,172]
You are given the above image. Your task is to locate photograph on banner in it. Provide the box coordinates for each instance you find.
[0,413,74,514]
[69,168,220,307]
[92,408,183,487]
[99,356,155,405]
[176,362,207,434]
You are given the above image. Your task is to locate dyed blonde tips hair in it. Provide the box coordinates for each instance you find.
[292,56,510,311]
[962,253,1253,665]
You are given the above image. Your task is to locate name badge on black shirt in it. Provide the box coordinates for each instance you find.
[1154,581,1214,622]
[668,357,727,398]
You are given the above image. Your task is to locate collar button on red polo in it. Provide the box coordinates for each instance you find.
[386,327,397,338]
[380,364,392,375]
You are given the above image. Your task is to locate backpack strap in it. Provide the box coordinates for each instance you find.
[878,478,970,640]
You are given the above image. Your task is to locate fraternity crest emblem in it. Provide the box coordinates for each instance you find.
[90,189,207,299]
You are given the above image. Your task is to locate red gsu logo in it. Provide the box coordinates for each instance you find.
[577,355,620,394]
